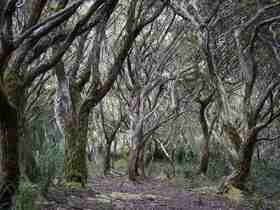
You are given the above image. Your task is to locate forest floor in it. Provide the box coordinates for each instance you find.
[39,175,258,210]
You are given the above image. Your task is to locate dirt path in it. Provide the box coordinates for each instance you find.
[42,176,247,210]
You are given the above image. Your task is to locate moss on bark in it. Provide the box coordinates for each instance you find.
[64,111,89,188]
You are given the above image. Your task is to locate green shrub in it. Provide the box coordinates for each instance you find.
[15,141,64,209]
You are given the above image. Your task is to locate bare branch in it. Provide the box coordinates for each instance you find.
[254,80,280,122]
[257,135,280,142]
[23,0,105,88]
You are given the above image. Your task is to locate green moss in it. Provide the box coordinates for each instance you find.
[70,84,82,110]
[3,71,19,89]
[4,70,17,80]
[2,70,20,107]
[64,128,88,187]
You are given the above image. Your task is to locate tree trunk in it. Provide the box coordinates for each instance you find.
[224,124,242,170]
[18,96,39,183]
[104,140,113,175]
[226,139,255,189]
[64,114,88,187]
[128,143,145,181]
[20,139,38,182]
[54,59,89,187]
[0,98,20,209]
[128,148,138,181]
[198,141,209,175]
[197,98,212,175]
[137,145,145,178]
[112,140,118,169]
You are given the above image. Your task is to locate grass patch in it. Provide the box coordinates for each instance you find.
[114,158,128,172]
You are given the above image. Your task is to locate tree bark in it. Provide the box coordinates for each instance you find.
[0,93,20,209]
[196,92,214,175]
[198,141,209,175]
[197,112,210,175]
[128,148,138,181]
[137,145,145,178]
[224,124,242,170]
[226,138,255,189]
[64,113,88,186]
[104,140,113,175]
[17,94,39,183]
[128,143,145,181]
[54,61,88,186]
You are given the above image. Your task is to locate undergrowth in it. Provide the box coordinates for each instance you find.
[15,140,64,210]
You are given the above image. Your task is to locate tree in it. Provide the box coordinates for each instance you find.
[196,88,217,175]
[99,96,123,175]
[223,2,280,188]
[115,12,189,180]
[0,0,101,207]
[53,0,168,186]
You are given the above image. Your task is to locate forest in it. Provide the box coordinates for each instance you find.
[0,0,280,209]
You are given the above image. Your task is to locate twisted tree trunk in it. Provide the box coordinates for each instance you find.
[225,134,256,189]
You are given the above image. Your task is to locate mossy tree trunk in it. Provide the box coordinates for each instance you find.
[64,113,88,186]
[55,61,89,187]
